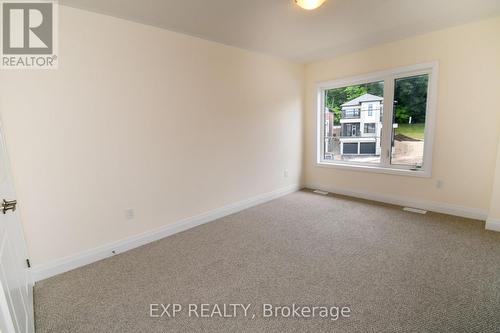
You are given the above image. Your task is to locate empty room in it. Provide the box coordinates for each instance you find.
[1,0,500,332]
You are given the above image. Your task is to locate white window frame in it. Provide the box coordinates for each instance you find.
[315,62,438,178]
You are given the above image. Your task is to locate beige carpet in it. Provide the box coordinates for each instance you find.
[34,190,500,332]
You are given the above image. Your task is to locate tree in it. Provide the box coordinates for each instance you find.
[394,75,428,124]
[344,86,367,101]
[395,106,410,124]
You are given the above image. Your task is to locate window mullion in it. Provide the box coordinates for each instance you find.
[318,89,326,163]
[380,77,395,167]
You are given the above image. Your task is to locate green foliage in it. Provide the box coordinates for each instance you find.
[395,124,425,141]
[344,86,367,101]
[395,106,410,124]
[394,75,428,124]
[332,106,341,125]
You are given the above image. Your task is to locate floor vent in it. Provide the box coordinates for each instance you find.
[403,207,427,214]
[313,190,329,195]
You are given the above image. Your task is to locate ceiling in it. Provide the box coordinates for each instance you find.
[59,0,500,63]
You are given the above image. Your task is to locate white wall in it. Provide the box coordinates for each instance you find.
[0,6,304,267]
[304,17,500,216]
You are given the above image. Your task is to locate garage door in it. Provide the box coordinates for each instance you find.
[360,142,376,154]
[343,143,358,154]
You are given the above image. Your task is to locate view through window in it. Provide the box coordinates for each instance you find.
[323,81,384,164]
[318,63,436,175]
[391,75,429,167]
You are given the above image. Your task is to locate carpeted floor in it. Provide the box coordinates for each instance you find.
[34,190,500,332]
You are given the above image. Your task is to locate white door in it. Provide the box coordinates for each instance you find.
[0,119,34,333]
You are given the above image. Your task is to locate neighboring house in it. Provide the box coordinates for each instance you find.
[339,93,383,156]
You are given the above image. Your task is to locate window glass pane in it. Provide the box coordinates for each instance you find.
[364,123,376,134]
[391,75,429,167]
[323,81,384,164]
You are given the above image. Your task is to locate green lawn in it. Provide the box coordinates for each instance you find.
[395,123,425,141]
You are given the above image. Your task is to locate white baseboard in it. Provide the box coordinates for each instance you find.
[305,184,488,221]
[486,218,500,232]
[32,184,300,282]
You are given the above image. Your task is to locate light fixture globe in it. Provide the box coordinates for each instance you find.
[295,0,326,10]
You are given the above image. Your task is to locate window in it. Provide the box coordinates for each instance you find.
[343,109,360,118]
[391,75,428,167]
[317,62,438,177]
[364,123,376,134]
[343,123,361,137]
[322,80,384,165]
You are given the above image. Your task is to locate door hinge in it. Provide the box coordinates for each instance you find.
[26,259,31,268]
[2,199,17,214]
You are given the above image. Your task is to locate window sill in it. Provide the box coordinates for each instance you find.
[316,161,431,178]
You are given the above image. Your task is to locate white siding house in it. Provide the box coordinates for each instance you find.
[339,93,383,156]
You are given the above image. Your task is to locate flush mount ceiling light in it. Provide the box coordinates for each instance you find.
[295,0,326,10]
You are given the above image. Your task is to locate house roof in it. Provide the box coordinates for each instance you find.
[341,93,383,107]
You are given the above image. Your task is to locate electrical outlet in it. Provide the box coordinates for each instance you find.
[284,169,289,178]
[436,180,443,189]
[125,208,135,220]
